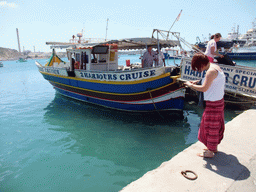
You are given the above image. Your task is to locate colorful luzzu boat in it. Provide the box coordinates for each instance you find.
[36,30,186,112]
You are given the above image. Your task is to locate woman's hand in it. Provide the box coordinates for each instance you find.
[191,80,200,85]
[184,81,193,87]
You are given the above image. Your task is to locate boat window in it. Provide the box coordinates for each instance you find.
[75,53,81,62]
[92,46,109,54]
[91,54,98,63]
[99,54,107,63]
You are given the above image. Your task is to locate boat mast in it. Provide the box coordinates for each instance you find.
[16,28,21,56]
[167,10,182,40]
[105,18,109,41]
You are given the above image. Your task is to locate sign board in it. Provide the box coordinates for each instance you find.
[180,58,256,98]
[75,67,166,82]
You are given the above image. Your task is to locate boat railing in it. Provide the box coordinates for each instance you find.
[69,38,107,44]
[74,66,166,74]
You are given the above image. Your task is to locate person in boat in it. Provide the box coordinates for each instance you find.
[155,49,166,67]
[205,33,224,62]
[184,53,225,158]
[142,45,156,68]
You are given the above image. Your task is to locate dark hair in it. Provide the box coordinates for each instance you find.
[215,33,222,38]
[210,35,214,39]
[191,53,209,71]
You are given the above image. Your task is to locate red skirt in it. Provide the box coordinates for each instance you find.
[198,98,225,152]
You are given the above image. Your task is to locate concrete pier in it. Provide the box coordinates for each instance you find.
[121,109,256,192]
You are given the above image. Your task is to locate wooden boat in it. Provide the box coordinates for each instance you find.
[36,30,186,113]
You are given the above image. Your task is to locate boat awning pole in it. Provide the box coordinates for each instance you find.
[108,45,110,71]
[157,31,160,67]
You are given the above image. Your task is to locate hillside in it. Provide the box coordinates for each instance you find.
[0,47,20,60]
[0,47,68,61]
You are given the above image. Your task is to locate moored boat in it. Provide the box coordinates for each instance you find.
[36,30,186,113]
[17,57,27,62]
[221,46,256,60]
[0,62,3,67]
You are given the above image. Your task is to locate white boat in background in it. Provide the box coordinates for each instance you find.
[222,46,256,60]
[196,18,256,55]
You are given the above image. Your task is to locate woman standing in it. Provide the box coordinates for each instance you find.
[205,33,224,62]
[185,53,225,158]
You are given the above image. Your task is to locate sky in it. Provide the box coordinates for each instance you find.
[0,0,255,52]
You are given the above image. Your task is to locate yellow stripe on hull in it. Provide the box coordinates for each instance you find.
[40,71,179,85]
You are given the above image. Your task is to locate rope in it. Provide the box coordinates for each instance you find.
[147,89,165,119]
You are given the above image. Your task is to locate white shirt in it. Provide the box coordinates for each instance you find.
[204,39,217,59]
[156,51,165,66]
[202,69,225,101]
[142,51,156,68]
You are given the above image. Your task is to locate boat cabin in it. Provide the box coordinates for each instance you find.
[67,44,118,72]
[45,30,182,76]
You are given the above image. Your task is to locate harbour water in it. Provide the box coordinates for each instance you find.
[0,55,251,192]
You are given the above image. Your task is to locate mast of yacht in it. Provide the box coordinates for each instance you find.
[16,28,21,57]
[105,18,109,41]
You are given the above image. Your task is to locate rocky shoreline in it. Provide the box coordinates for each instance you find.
[0,47,67,61]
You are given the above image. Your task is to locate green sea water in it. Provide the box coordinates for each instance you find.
[0,56,245,192]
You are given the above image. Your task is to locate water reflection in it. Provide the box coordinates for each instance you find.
[43,94,193,169]
[42,93,242,190]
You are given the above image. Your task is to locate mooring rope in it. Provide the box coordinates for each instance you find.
[147,89,165,119]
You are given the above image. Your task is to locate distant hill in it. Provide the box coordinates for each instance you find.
[0,47,19,60]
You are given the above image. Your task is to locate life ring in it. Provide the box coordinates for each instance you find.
[74,61,80,69]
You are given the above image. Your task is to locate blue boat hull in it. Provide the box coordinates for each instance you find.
[39,71,185,112]
[226,52,256,60]
[42,73,173,94]
[55,86,184,112]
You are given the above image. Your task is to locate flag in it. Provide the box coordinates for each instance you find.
[176,10,182,21]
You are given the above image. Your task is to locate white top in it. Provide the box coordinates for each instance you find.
[202,68,225,101]
[156,51,165,66]
[204,39,217,59]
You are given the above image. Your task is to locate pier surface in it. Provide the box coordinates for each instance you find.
[121,109,256,192]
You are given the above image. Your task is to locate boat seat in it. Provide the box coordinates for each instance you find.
[123,66,131,71]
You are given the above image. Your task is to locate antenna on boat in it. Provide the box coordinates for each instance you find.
[105,18,109,41]
[167,10,182,40]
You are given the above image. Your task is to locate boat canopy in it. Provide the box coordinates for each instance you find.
[46,37,181,50]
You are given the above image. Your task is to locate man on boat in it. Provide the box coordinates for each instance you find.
[205,33,224,62]
[142,45,156,68]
